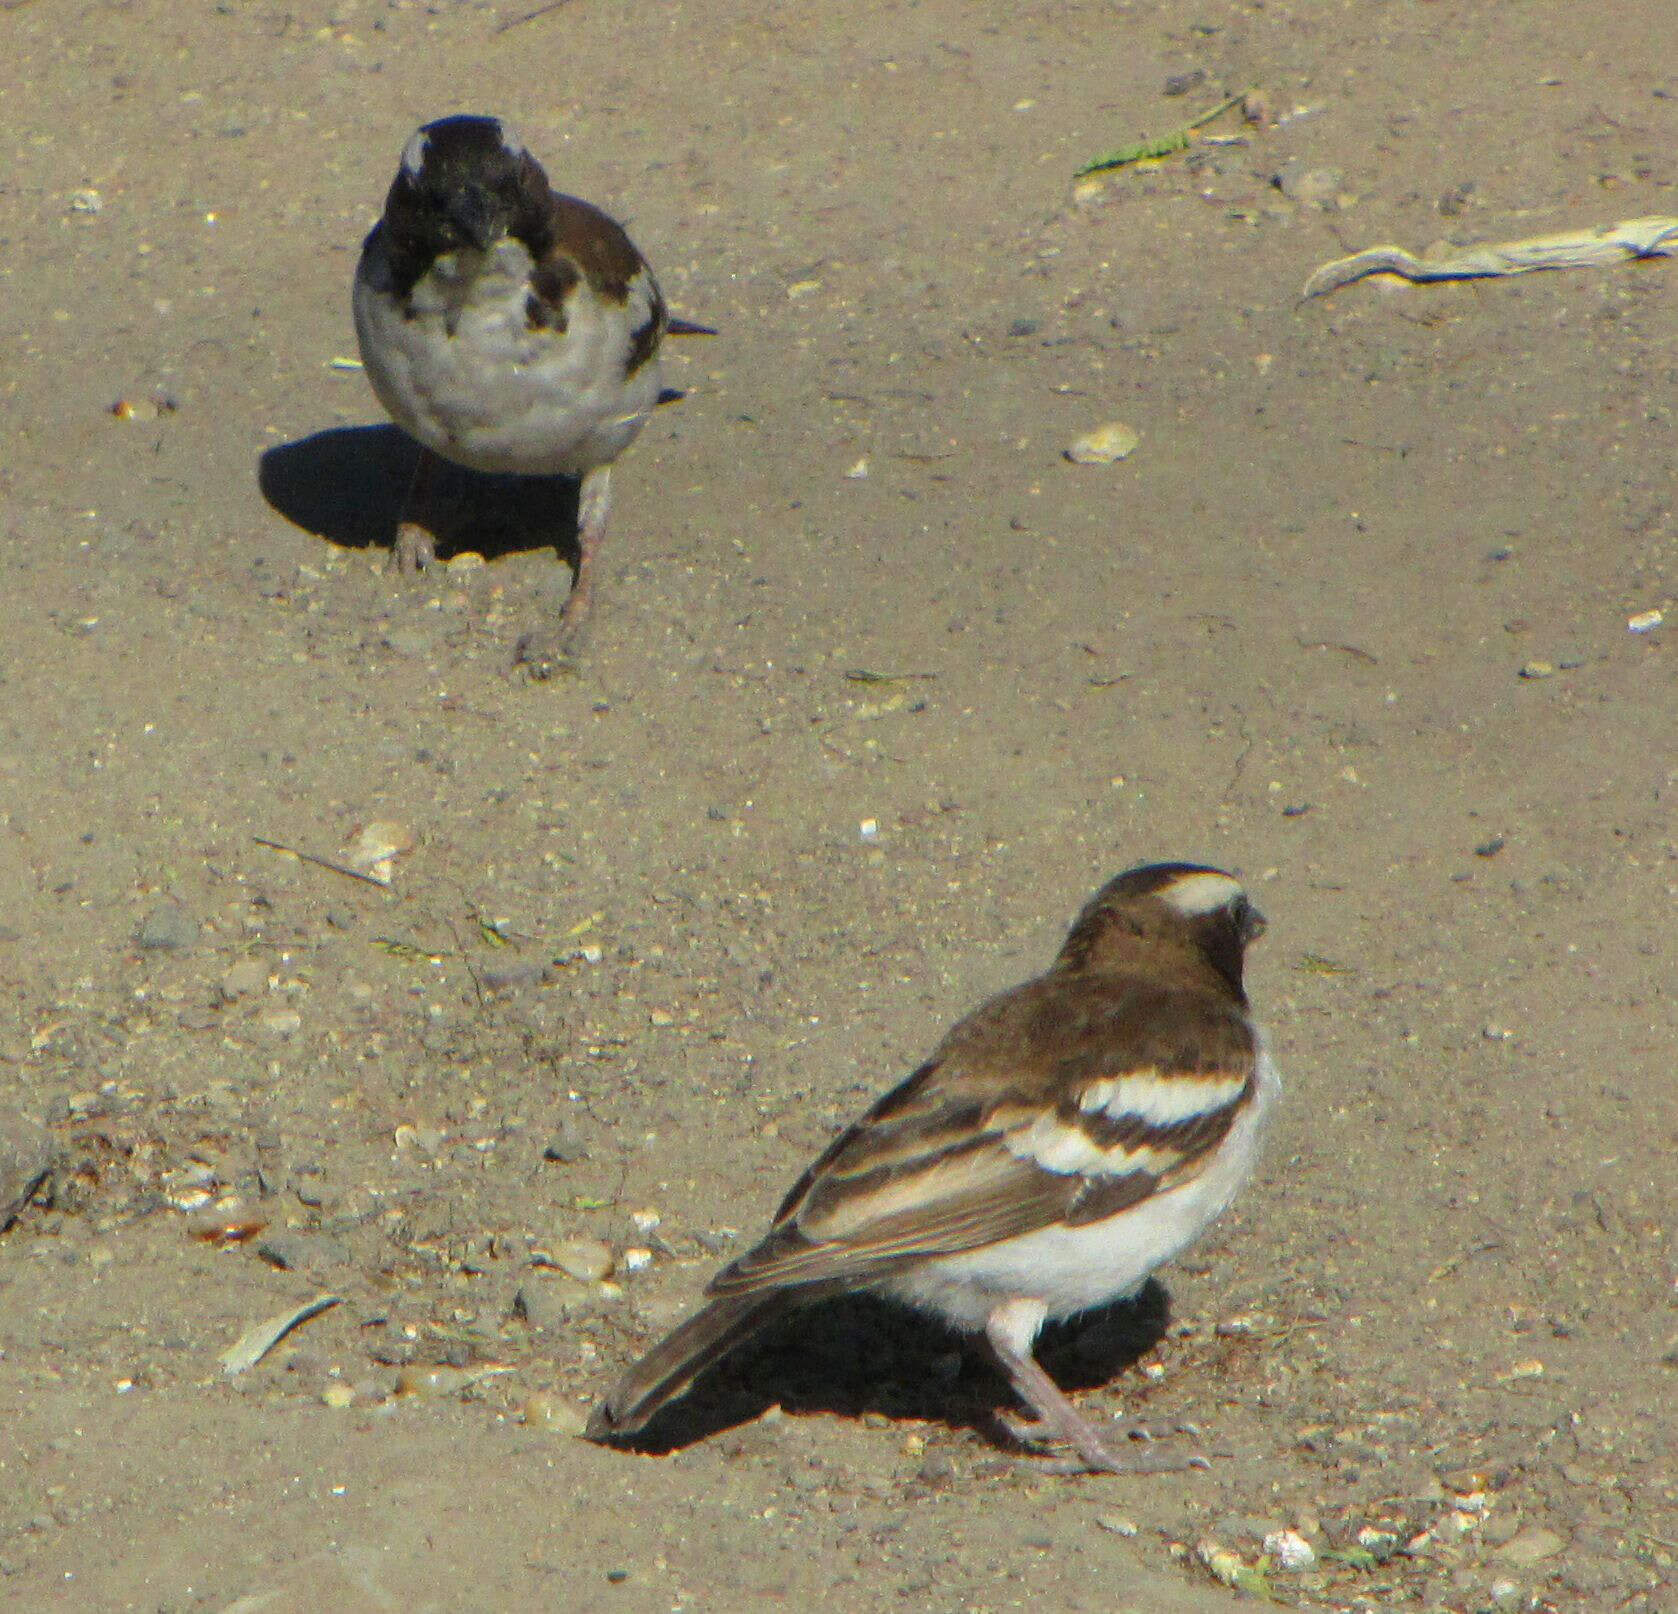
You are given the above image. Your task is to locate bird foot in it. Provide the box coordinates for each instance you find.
[513,623,583,680]
[513,579,594,679]
[996,1410,1211,1475]
[393,519,436,576]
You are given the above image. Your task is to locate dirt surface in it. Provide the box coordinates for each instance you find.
[2,1,1675,1609]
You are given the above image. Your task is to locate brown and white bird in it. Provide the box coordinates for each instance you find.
[589,861,1277,1472]
[352,114,710,675]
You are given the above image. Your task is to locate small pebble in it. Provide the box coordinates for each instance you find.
[1064,422,1138,465]
[136,901,195,951]
[258,1006,303,1039]
[1519,659,1556,679]
[1495,1525,1565,1566]
[523,1391,588,1435]
[1627,607,1663,632]
[514,1276,597,1330]
[1097,1513,1138,1536]
[321,1381,356,1410]
[1162,69,1207,96]
[1197,1541,1248,1588]
[542,1126,588,1165]
[393,1364,503,1399]
[0,1113,59,1229]
[541,1237,614,1282]
[220,959,267,999]
[1263,1528,1316,1570]
[1274,161,1346,209]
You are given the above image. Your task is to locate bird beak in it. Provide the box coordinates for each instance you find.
[446,183,504,253]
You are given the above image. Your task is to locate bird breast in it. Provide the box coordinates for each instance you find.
[353,233,663,476]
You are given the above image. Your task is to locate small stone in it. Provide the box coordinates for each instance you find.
[255,1232,339,1273]
[1274,161,1346,209]
[1496,1525,1565,1566]
[1489,1578,1523,1610]
[0,1113,58,1230]
[541,1125,587,1165]
[1064,422,1139,465]
[321,1381,356,1409]
[542,1237,614,1282]
[1482,1514,1522,1548]
[220,959,267,999]
[1519,659,1557,679]
[393,1364,507,1398]
[1162,69,1207,96]
[1097,1513,1138,1536]
[136,900,195,951]
[479,959,546,992]
[513,1277,597,1330]
[258,1006,303,1039]
[523,1391,587,1435]
[1263,1529,1316,1570]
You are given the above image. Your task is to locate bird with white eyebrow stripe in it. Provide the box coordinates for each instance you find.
[589,861,1277,1473]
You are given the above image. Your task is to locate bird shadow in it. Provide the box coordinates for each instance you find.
[257,424,581,569]
[605,1279,1173,1455]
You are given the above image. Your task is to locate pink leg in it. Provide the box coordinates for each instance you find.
[984,1300,1208,1475]
[515,462,613,679]
[393,447,440,575]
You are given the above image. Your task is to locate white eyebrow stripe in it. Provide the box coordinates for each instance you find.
[400,128,430,178]
[1081,1071,1251,1127]
[1158,870,1244,917]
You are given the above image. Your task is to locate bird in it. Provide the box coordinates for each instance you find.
[352,114,711,676]
[588,861,1277,1472]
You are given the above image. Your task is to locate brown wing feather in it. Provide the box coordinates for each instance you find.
[707,970,1255,1300]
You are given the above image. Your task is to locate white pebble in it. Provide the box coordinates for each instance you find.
[1263,1529,1316,1570]
[1064,422,1138,464]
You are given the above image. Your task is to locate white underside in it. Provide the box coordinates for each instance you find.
[352,234,661,476]
[881,1040,1280,1335]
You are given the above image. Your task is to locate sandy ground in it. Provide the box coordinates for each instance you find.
[2,1,1675,1609]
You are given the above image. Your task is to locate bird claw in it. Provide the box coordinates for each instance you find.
[393,521,435,576]
[996,1410,1212,1475]
[513,628,582,680]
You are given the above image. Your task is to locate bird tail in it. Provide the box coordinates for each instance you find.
[587,1292,790,1440]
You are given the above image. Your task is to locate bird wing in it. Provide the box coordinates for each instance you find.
[707,975,1257,1298]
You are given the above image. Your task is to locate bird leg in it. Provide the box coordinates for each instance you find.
[515,461,613,679]
[983,1304,1208,1475]
[392,446,441,575]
